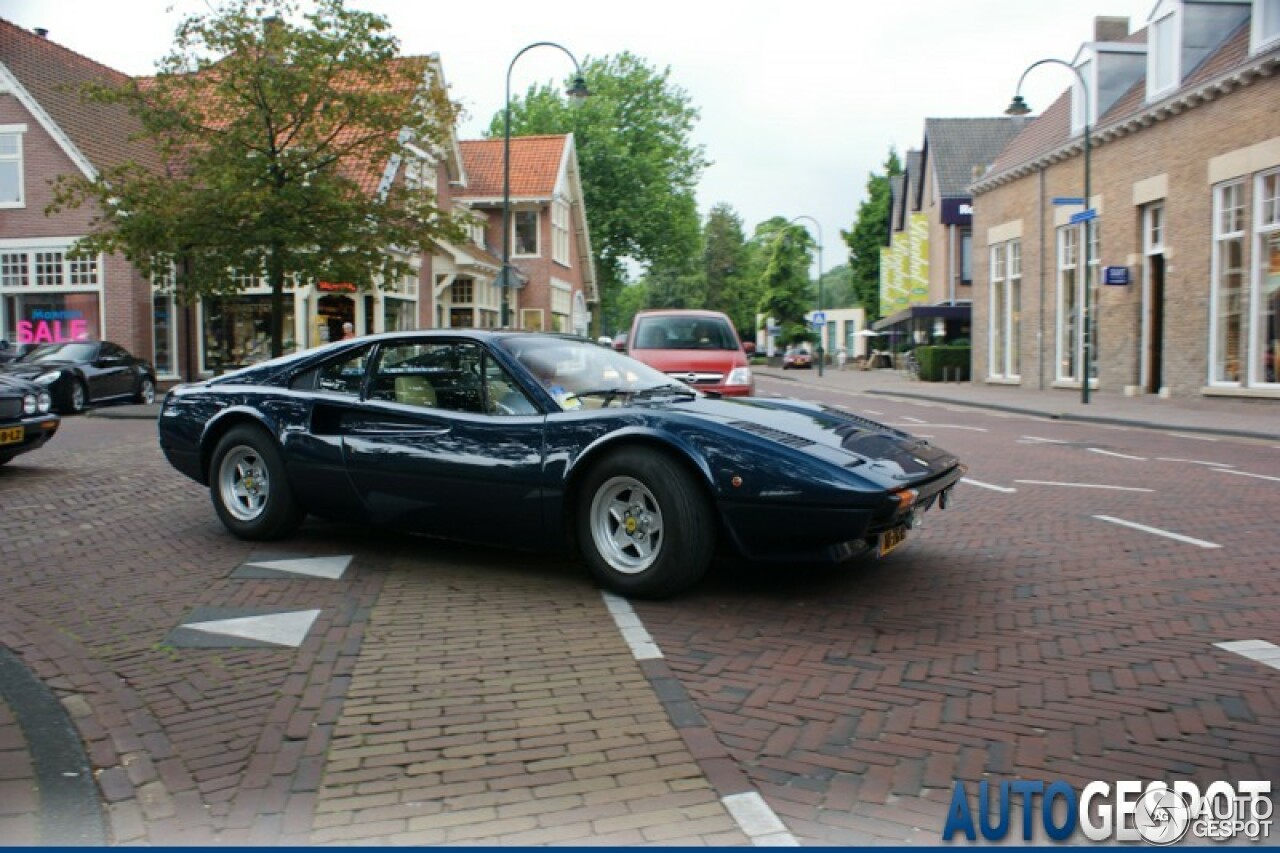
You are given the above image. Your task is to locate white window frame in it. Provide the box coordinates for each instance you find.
[1070,59,1094,136]
[1250,168,1280,387]
[1252,0,1280,54]
[0,238,105,342]
[1147,10,1181,101]
[1055,227,1081,384]
[0,125,26,209]
[1209,181,1246,386]
[512,209,540,258]
[1140,203,1165,391]
[988,240,1022,380]
[552,199,571,267]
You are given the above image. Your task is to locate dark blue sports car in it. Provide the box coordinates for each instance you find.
[158,331,964,597]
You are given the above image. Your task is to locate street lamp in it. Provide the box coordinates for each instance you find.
[501,42,589,329]
[1007,58,1092,404]
[789,215,825,377]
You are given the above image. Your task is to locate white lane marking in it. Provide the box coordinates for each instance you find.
[911,424,989,432]
[1017,480,1154,493]
[1157,457,1235,468]
[1214,640,1280,672]
[962,478,1017,493]
[1167,432,1219,442]
[601,592,662,660]
[603,596,797,847]
[900,416,927,424]
[863,409,884,415]
[1020,436,1070,444]
[1217,469,1280,483]
[721,792,799,847]
[1086,448,1147,461]
[1093,515,1223,549]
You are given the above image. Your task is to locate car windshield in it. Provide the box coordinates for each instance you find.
[20,342,97,363]
[631,315,739,351]
[498,335,690,408]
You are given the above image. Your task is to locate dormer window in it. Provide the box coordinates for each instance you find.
[1148,9,1181,100]
[1255,0,1280,52]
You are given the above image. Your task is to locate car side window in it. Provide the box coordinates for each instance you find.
[482,353,537,416]
[368,341,483,414]
[293,346,373,396]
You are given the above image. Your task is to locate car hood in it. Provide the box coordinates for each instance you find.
[669,395,959,484]
[0,362,62,380]
[0,372,41,395]
[630,349,745,374]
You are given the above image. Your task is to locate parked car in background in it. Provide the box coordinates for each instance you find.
[612,332,628,352]
[0,341,34,365]
[0,374,59,466]
[626,309,753,396]
[0,341,156,414]
[157,331,964,598]
[783,346,813,370]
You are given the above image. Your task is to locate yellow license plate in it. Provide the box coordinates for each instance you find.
[0,425,22,446]
[878,525,908,557]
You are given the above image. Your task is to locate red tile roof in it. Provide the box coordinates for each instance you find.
[457,135,567,198]
[0,18,159,172]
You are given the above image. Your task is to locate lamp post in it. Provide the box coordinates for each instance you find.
[789,215,825,377]
[1007,58,1092,403]
[501,42,589,329]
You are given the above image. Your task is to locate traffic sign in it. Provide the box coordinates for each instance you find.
[1069,208,1098,225]
[1053,196,1086,206]
[811,311,826,326]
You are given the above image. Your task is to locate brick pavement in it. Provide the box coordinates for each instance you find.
[4,394,1277,846]
[0,695,38,845]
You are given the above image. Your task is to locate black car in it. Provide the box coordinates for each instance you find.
[0,374,59,466]
[0,341,34,365]
[1,341,156,414]
[158,331,964,598]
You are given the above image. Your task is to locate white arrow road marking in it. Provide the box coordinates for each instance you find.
[1020,436,1070,444]
[244,555,353,579]
[722,792,798,846]
[1092,516,1222,549]
[1166,432,1219,442]
[183,610,322,647]
[1017,480,1154,492]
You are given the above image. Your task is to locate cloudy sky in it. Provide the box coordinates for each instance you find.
[7,0,1156,272]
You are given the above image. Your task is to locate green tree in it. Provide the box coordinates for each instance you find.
[756,220,816,346]
[820,263,855,308]
[643,257,706,310]
[491,52,708,335]
[701,203,756,337]
[612,280,649,337]
[841,148,902,325]
[50,0,463,358]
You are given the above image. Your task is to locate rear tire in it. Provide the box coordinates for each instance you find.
[209,425,304,540]
[135,376,156,404]
[577,448,713,599]
[64,380,87,414]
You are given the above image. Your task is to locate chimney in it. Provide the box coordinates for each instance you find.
[1094,16,1129,42]
[33,27,48,38]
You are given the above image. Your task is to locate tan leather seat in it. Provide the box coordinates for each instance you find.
[394,375,436,407]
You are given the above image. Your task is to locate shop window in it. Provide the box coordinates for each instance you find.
[202,295,296,373]
[1211,182,1246,384]
[4,292,101,343]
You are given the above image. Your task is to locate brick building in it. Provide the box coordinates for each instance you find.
[972,1,1280,401]
[0,19,596,383]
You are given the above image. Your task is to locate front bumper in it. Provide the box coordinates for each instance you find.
[0,413,60,460]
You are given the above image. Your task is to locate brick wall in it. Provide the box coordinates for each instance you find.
[973,72,1280,399]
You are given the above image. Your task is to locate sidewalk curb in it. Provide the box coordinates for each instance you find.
[860,388,1279,442]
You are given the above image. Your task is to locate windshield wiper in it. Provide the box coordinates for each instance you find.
[631,383,698,402]
[564,387,628,407]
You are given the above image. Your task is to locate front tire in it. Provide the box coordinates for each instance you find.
[209,425,304,540]
[577,448,713,598]
[64,380,87,414]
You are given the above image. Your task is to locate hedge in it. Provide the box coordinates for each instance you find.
[915,345,971,382]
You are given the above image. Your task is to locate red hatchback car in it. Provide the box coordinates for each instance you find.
[626,309,753,396]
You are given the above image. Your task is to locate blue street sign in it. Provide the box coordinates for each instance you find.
[811,312,826,326]
[1069,208,1098,225]
[1053,197,1086,206]
[1103,266,1131,285]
